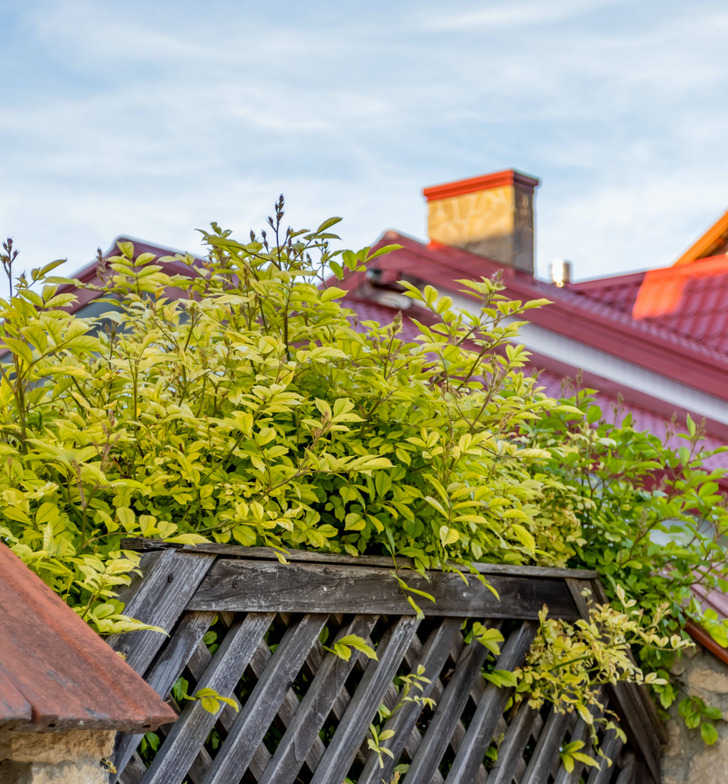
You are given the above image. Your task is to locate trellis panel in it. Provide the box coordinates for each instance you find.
[110,541,663,784]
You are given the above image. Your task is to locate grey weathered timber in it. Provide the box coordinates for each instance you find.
[189,558,580,619]
[259,615,379,784]
[180,635,271,780]
[615,752,637,784]
[123,537,600,579]
[113,610,215,780]
[607,682,659,784]
[403,635,490,782]
[119,753,146,784]
[359,617,463,784]
[310,616,421,784]
[578,579,666,744]
[487,702,540,784]
[587,729,626,784]
[202,613,328,783]
[520,708,570,784]
[553,718,590,784]
[139,612,274,784]
[566,577,662,784]
[109,547,663,784]
[108,549,216,675]
[445,620,538,783]
[247,634,327,776]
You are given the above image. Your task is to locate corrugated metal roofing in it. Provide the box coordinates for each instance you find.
[640,261,728,353]
[361,233,728,369]
[570,254,728,355]
[568,271,646,314]
[342,296,728,475]
[0,543,177,731]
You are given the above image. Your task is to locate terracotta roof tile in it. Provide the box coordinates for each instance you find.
[0,543,177,730]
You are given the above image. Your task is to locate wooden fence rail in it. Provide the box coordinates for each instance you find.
[108,540,666,784]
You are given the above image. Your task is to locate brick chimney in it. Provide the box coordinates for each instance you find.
[423,169,539,274]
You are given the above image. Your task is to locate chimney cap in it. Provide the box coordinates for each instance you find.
[423,169,540,203]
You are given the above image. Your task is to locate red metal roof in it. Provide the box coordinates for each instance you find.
[0,543,177,731]
[568,270,646,314]
[343,295,728,471]
[340,232,728,407]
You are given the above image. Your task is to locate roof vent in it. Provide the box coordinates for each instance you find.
[550,259,572,287]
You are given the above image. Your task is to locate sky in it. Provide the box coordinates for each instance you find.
[1,0,727,283]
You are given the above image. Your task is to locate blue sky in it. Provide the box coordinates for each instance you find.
[1,0,727,281]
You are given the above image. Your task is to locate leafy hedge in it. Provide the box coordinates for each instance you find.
[0,207,726,736]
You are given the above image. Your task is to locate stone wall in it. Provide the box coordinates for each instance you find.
[0,728,114,783]
[662,647,728,783]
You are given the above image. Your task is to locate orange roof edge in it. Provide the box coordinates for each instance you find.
[423,170,540,202]
[674,209,728,266]
[632,268,686,319]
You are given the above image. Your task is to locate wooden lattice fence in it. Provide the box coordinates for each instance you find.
[108,540,666,784]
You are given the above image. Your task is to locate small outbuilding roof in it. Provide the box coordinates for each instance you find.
[0,542,177,731]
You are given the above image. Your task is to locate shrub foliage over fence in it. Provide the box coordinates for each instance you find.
[107,541,666,784]
[0,204,727,738]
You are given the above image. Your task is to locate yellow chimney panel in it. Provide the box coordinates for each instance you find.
[423,170,538,273]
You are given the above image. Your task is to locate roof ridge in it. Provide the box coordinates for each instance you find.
[382,232,728,364]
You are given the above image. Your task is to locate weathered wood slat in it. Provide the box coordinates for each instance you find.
[144,611,217,698]
[122,537,600,579]
[486,703,539,784]
[615,752,637,784]
[113,610,216,781]
[581,579,666,746]
[139,612,274,784]
[439,631,493,783]
[109,550,216,676]
[582,578,666,747]
[607,683,659,784]
[247,632,329,776]
[553,719,590,784]
[359,617,463,784]
[566,577,663,784]
[310,616,420,784]
[258,615,379,784]
[119,752,145,784]
[181,635,271,779]
[202,613,329,783]
[155,699,212,784]
[189,559,580,619]
[520,708,570,784]
[403,636,490,783]
[297,643,373,770]
[587,729,625,784]
[445,620,538,783]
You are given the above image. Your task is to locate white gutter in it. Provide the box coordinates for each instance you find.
[515,322,728,426]
[450,293,728,426]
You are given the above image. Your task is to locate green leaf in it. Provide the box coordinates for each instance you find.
[701,721,719,745]
[483,669,518,688]
[511,524,535,553]
[316,217,342,233]
[336,634,378,661]
[439,525,459,546]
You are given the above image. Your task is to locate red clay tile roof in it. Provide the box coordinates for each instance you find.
[0,543,177,730]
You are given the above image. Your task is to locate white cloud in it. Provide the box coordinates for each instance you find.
[1,0,728,284]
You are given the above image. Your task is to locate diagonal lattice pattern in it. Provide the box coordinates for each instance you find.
[109,543,664,784]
